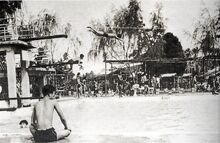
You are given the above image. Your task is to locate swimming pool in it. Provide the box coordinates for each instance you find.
[0,93,219,143]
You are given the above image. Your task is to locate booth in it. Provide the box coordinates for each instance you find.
[179,73,193,92]
[160,73,177,91]
[0,40,35,108]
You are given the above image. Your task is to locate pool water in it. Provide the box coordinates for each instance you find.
[0,93,219,143]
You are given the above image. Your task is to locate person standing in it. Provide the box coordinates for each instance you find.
[76,72,82,98]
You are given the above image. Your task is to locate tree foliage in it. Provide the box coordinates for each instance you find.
[0,0,22,24]
[88,0,146,61]
[163,32,184,58]
[28,10,81,64]
[136,2,167,59]
[187,7,220,57]
[30,9,58,37]
[28,9,59,63]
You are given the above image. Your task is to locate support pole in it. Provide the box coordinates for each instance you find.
[105,56,107,95]
[6,48,17,107]
[21,60,30,106]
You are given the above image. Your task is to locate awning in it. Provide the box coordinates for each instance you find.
[182,73,192,77]
[161,73,176,78]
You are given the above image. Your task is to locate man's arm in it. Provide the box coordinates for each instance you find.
[31,106,36,125]
[29,105,37,136]
[54,101,69,129]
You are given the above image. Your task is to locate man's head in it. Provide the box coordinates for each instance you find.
[80,54,84,59]
[42,85,56,97]
[77,72,80,76]
[19,120,28,128]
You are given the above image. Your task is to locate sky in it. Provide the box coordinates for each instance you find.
[22,0,219,74]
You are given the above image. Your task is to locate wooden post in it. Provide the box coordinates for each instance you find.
[43,74,47,85]
[105,59,107,95]
[21,61,30,105]
[6,48,17,107]
[21,50,31,106]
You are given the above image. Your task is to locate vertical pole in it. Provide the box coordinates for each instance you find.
[105,55,107,95]
[203,57,205,81]
[43,74,47,85]
[21,60,30,106]
[21,50,31,106]
[4,27,6,41]
[111,63,113,91]
[6,48,17,107]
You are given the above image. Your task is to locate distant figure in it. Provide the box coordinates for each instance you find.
[29,85,71,142]
[87,26,123,42]
[78,54,84,70]
[118,73,124,97]
[93,80,98,97]
[76,72,82,98]
[152,75,157,94]
[19,120,28,128]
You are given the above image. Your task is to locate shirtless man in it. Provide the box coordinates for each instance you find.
[29,85,71,142]
[87,26,123,42]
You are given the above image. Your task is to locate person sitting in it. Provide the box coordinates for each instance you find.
[29,85,71,142]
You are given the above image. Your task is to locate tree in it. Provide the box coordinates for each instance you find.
[88,0,145,61]
[137,2,167,59]
[29,9,59,63]
[64,23,81,59]
[184,7,220,74]
[87,0,147,84]
[163,32,184,58]
[113,0,145,59]
[187,7,220,57]
[87,19,111,61]
[149,2,166,42]
[0,0,22,24]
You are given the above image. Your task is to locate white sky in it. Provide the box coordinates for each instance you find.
[23,0,219,74]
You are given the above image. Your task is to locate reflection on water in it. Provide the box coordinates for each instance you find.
[0,94,220,143]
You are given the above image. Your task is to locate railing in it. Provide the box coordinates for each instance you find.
[0,23,35,41]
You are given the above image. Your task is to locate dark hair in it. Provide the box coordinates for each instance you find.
[80,54,84,59]
[19,120,28,125]
[42,85,56,96]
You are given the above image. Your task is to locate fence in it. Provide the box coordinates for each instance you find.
[0,23,35,41]
[45,73,75,96]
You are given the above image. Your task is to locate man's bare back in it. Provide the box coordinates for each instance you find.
[34,99,55,130]
[29,85,71,142]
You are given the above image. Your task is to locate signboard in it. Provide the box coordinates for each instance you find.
[22,50,34,61]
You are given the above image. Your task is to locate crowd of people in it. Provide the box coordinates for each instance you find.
[66,71,164,98]
[63,70,220,98]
